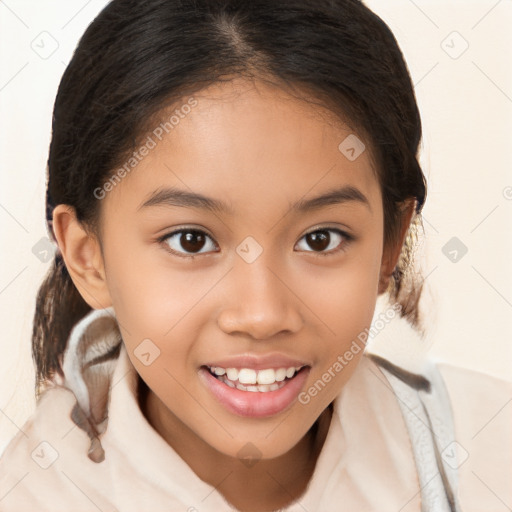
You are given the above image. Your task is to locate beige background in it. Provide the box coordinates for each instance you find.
[1,0,511,455]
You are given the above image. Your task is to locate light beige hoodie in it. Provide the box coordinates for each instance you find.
[0,307,510,512]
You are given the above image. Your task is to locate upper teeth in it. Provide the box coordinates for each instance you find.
[210,366,301,385]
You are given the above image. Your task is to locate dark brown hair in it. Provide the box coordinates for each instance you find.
[33,0,427,396]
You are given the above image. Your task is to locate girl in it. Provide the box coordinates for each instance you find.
[0,0,509,511]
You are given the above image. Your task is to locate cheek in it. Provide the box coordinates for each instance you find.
[294,235,382,409]
[103,231,206,332]
[298,236,383,341]
[104,246,221,384]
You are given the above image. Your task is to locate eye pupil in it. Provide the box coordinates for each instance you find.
[181,231,206,253]
[306,230,330,251]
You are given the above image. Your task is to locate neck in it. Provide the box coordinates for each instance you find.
[138,379,333,511]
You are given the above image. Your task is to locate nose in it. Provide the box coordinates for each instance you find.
[217,257,304,340]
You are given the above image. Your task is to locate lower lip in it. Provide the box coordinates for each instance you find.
[199,367,310,418]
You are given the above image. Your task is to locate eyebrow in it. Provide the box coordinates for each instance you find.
[138,185,371,214]
[291,185,371,213]
[138,187,232,214]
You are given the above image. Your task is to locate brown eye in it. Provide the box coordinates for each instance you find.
[305,230,330,251]
[295,228,350,254]
[162,229,217,256]
[180,231,206,252]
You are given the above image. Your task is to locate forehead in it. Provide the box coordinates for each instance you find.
[103,77,381,218]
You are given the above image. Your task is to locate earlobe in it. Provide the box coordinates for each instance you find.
[52,204,112,309]
[378,199,416,295]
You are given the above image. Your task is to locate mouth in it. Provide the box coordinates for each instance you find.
[199,364,311,418]
[206,365,304,392]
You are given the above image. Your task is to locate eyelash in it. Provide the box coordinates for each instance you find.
[157,226,354,259]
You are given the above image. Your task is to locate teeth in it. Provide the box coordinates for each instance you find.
[226,368,239,381]
[209,365,303,391]
[286,367,296,379]
[217,374,288,392]
[224,378,235,388]
[275,368,287,382]
[238,368,257,385]
[256,369,275,385]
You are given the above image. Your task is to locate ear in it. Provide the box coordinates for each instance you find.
[378,198,416,295]
[52,204,112,309]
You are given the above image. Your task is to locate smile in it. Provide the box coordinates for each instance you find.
[207,365,303,392]
[199,364,311,417]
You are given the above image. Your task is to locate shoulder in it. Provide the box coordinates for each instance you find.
[436,361,511,451]
[436,362,512,511]
[0,386,113,511]
[437,361,512,409]
[369,346,512,512]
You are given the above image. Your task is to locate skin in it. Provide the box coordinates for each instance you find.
[53,77,414,511]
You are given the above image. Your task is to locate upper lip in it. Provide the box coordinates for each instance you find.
[203,353,311,371]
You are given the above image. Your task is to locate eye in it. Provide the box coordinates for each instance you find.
[295,228,352,255]
[159,229,218,257]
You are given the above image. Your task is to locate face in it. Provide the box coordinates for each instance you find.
[95,78,387,459]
